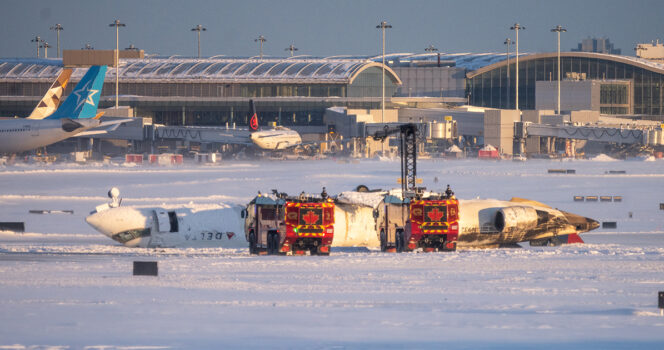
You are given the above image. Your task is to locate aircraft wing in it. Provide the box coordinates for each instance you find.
[76,118,133,137]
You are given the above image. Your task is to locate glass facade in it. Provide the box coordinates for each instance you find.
[468,56,664,115]
[0,58,400,127]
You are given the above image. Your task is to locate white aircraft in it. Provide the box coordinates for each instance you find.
[85,188,245,248]
[245,99,304,150]
[86,187,598,249]
[25,67,73,120]
[334,190,599,249]
[0,65,126,154]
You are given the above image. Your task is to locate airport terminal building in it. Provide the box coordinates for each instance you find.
[0,56,401,132]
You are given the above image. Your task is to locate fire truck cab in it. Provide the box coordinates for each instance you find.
[243,190,335,255]
[375,189,459,252]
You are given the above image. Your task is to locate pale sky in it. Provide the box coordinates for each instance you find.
[1,0,662,58]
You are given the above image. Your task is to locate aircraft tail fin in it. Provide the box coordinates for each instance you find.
[46,65,107,120]
[249,99,259,132]
[26,68,73,119]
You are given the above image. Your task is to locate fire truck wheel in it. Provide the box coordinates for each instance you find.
[248,231,257,255]
[267,231,279,255]
[379,230,387,252]
[395,229,405,253]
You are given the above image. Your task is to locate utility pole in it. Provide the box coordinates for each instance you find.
[191,25,206,58]
[31,36,42,58]
[510,23,525,110]
[50,24,64,58]
[504,38,512,109]
[425,44,440,67]
[40,42,51,58]
[551,25,567,114]
[255,35,266,59]
[285,44,298,57]
[376,21,392,154]
[109,19,126,109]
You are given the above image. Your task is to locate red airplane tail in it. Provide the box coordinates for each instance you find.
[249,99,259,132]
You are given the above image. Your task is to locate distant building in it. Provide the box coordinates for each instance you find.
[572,37,621,55]
[635,40,664,62]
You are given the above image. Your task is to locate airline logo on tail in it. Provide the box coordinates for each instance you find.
[249,99,259,131]
[26,68,73,119]
[46,65,107,120]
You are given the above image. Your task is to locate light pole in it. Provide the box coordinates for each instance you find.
[50,24,63,58]
[191,25,206,58]
[510,23,525,110]
[376,21,392,154]
[109,19,126,109]
[425,44,440,67]
[40,42,51,58]
[255,35,266,59]
[551,25,567,114]
[31,36,42,57]
[504,38,512,109]
[285,44,298,57]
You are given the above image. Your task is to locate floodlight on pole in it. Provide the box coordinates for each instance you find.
[255,35,266,59]
[551,25,567,114]
[510,23,525,110]
[285,44,298,57]
[425,44,441,67]
[40,42,52,58]
[191,25,206,58]
[376,20,392,153]
[109,19,126,109]
[31,36,42,58]
[50,24,64,58]
[504,38,512,108]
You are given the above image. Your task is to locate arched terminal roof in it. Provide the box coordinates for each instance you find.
[465,52,664,78]
[0,57,402,85]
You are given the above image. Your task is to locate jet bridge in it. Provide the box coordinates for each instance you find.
[517,122,664,146]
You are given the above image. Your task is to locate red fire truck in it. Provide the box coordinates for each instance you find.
[375,190,459,252]
[243,189,335,255]
[369,123,459,252]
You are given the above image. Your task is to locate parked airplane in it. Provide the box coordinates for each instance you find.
[86,187,598,249]
[26,68,73,119]
[246,100,303,150]
[0,65,126,154]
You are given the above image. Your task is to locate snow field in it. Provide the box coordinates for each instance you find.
[1,157,664,348]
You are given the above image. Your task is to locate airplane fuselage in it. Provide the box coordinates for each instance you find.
[250,127,302,150]
[86,205,245,248]
[87,195,598,249]
[0,118,101,153]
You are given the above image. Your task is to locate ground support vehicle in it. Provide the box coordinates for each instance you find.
[243,190,335,255]
[375,191,459,252]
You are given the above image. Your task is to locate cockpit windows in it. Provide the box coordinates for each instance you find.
[112,228,151,244]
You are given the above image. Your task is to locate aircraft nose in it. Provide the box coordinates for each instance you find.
[85,212,114,237]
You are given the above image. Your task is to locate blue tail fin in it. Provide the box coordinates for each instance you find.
[46,65,107,120]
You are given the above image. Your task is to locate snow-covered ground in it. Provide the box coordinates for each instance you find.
[1,157,663,349]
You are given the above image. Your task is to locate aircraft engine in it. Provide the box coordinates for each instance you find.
[494,206,538,234]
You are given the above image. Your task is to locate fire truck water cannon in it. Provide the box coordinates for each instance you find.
[243,188,335,256]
